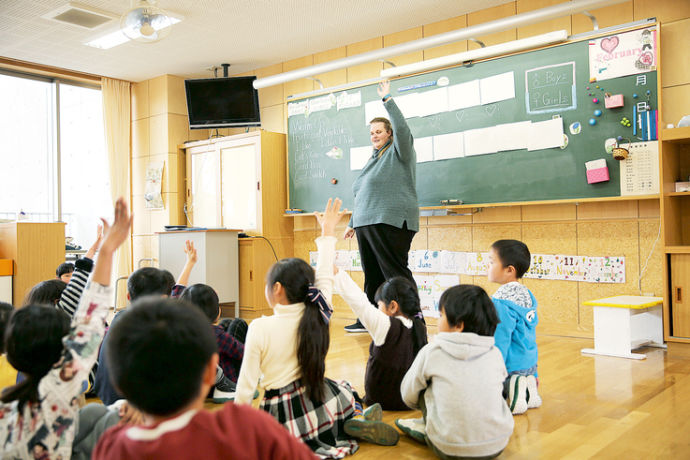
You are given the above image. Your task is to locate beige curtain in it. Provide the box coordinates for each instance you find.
[101,77,132,307]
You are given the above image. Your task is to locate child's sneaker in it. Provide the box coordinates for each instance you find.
[363,403,382,421]
[395,417,426,444]
[525,375,542,409]
[344,418,399,446]
[211,376,236,403]
[508,375,528,414]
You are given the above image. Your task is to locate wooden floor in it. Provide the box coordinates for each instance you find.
[324,317,690,459]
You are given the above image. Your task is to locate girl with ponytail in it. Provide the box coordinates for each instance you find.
[334,268,428,410]
[235,199,398,458]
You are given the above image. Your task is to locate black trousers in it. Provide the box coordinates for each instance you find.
[355,222,416,305]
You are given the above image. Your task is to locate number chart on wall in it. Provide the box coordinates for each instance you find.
[287,25,659,212]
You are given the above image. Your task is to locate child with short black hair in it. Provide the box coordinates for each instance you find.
[0,301,16,389]
[56,262,75,282]
[180,283,245,383]
[0,198,132,459]
[397,285,514,460]
[93,296,316,460]
[334,272,427,410]
[488,239,540,415]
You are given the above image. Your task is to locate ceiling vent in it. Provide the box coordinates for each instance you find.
[42,2,117,29]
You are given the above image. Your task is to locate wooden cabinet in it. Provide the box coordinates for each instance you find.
[0,222,65,305]
[670,254,690,337]
[660,126,690,341]
[183,130,293,320]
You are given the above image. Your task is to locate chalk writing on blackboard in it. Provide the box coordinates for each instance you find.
[525,62,577,114]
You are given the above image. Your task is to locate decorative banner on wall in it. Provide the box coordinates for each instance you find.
[589,27,657,82]
[310,250,625,284]
[415,274,460,318]
[144,161,164,209]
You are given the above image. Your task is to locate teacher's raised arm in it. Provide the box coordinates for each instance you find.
[343,79,419,333]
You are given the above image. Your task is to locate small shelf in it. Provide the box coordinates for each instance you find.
[665,192,690,197]
[665,246,690,254]
[661,126,690,143]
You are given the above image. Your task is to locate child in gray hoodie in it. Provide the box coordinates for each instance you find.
[397,285,514,460]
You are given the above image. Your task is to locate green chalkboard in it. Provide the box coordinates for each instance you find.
[287,35,657,212]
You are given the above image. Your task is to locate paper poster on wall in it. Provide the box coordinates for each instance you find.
[524,254,557,280]
[309,94,334,113]
[527,118,564,151]
[336,91,361,111]
[414,137,434,163]
[144,161,164,209]
[433,132,465,161]
[287,100,308,117]
[620,141,659,196]
[589,27,657,81]
[479,71,515,105]
[395,92,422,119]
[448,80,481,111]
[585,256,626,283]
[525,62,576,114]
[415,274,460,318]
[464,128,498,156]
[494,121,531,152]
[364,100,388,125]
[349,146,371,170]
[417,87,449,117]
[465,252,490,276]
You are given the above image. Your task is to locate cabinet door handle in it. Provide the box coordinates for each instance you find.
[676,286,683,303]
[249,270,253,282]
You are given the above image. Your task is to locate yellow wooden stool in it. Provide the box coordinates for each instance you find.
[581,295,665,360]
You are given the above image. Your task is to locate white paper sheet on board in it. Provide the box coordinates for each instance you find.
[464,127,498,156]
[350,146,372,170]
[364,100,388,125]
[433,132,464,160]
[414,136,434,163]
[479,71,515,105]
[287,100,308,117]
[417,87,449,117]
[494,121,531,152]
[527,118,564,151]
[395,92,422,119]
[448,80,481,110]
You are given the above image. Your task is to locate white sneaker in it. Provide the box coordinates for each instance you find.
[395,417,426,444]
[508,375,528,415]
[525,375,542,409]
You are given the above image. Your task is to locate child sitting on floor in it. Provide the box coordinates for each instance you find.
[92,296,317,460]
[397,285,514,460]
[334,271,427,410]
[488,239,540,414]
[180,283,245,383]
[235,198,399,459]
[0,198,131,459]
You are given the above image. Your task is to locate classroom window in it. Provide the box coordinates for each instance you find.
[0,72,111,249]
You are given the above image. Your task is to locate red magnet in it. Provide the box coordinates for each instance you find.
[331,178,338,185]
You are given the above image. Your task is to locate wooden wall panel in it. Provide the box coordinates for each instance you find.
[283,56,314,100]
[634,0,690,23]
[472,224,522,251]
[427,226,472,252]
[660,20,690,88]
[571,2,633,34]
[517,0,571,39]
[313,47,348,89]
[131,81,149,121]
[661,85,690,128]
[521,204,576,221]
[422,16,468,61]
[255,63,284,108]
[577,201,639,220]
[383,27,424,67]
[577,221,640,329]
[638,219,664,297]
[346,37,383,82]
[467,3,517,47]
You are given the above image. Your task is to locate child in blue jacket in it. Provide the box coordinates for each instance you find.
[488,239,541,415]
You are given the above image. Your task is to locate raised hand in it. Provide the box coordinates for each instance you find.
[377,80,391,99]
[100,198,132,254]
[85,223,104,259]
[184,240,198,265]
[315,198,347,237]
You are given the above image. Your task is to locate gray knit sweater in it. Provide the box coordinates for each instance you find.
[349,98,419,232]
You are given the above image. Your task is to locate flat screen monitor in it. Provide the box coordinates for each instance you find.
[185,76,261,129]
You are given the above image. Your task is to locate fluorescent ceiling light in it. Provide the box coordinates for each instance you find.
[381,30,569,78]
[84,16,181,49]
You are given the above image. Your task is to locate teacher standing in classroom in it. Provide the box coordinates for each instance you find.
[343,79,419,333]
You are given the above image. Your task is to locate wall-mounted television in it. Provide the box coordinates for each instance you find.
[185,76,261,129]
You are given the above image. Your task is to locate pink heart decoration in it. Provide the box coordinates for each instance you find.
[600,36,619,54]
